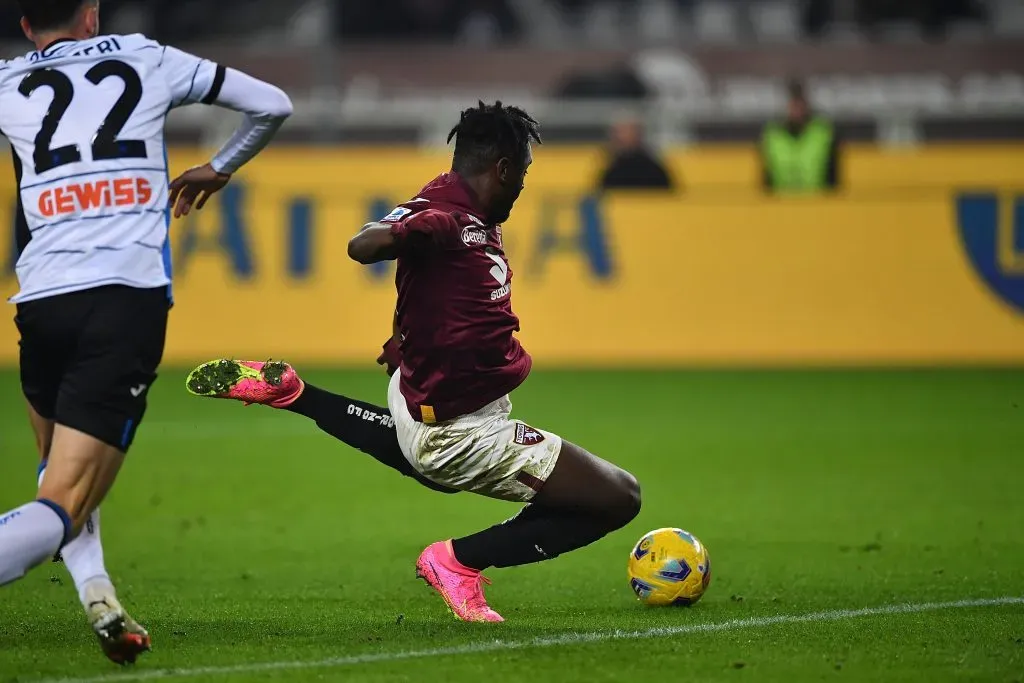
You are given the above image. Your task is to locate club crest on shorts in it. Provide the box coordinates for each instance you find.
[514,422,545,445]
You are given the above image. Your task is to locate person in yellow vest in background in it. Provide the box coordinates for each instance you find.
[761,80,841,194]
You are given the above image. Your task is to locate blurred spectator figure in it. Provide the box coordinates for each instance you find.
[597,117,676,192]
[760,81,839,195]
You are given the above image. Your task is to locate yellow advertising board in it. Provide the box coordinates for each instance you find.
[1,145,1022,366]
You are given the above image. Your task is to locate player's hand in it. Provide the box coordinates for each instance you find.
[377,337,401,377]
[168,164,232,218]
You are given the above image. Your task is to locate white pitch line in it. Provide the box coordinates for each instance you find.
[30,596,1024,683]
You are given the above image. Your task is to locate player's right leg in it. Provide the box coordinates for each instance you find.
[445,441,641,569]
[29,401,108,597]
[185,359,457,493]
[28,399,147,665]
[19,424,152,665]
[412,440,641,622]
[385,373,641,621]
[3,413,142,662]
[2,286,166,664]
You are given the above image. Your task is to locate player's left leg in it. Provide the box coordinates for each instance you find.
[288,383,457,493]
[185,359,457,493]
[3,318,68,587]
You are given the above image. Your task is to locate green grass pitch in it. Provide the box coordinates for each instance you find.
[1,368,1022,682]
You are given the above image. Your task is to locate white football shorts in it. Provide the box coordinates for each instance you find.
[387,370,562,502]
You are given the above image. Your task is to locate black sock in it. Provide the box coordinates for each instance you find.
[451,504,615,570]
[286,383,457,494]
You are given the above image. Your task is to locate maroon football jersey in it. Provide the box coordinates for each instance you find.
[381,172,532,423]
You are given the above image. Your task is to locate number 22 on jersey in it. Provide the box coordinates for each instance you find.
[19,59,146,175]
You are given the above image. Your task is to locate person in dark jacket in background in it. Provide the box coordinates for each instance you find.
[597,117,676,192]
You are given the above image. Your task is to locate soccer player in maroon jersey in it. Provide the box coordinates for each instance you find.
[186,102,641,622]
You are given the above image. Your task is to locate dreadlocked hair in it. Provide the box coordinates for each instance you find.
[447,101,542,176]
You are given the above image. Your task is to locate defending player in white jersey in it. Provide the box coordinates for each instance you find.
[0,0,292,665]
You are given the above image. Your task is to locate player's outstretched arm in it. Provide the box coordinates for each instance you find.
[348,208,458,264]
[348,222,399,264]
[168,63,293,217]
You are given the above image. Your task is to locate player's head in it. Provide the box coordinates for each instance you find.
[448,101,542,224]
[19,0,100,44]
[786,80,809,124]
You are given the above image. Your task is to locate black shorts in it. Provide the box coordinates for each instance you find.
[15,285,169,453]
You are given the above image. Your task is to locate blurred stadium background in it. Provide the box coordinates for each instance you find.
[1,0,1023,365]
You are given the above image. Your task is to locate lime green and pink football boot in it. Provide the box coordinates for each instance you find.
[185,360,305,408]
[416,540,504,623]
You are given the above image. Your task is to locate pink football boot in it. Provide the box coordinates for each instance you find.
[185,359,304,408]
[416,540,504,623]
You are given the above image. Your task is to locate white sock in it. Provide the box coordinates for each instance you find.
[0,501,67,586]
[39,466,113,607]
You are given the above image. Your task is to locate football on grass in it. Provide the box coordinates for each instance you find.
[627,528,711,606]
